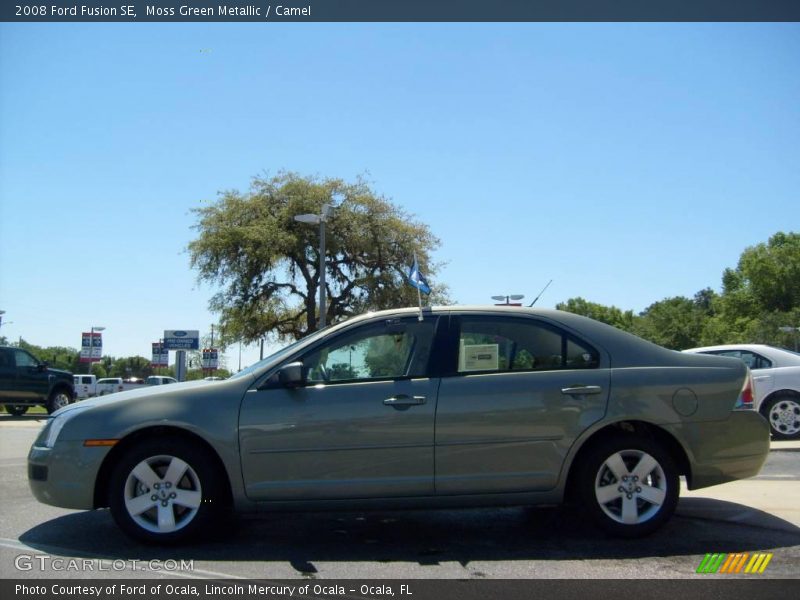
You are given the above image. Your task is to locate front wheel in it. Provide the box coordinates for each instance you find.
[577,436,679,537]
[108,438,224,544]
[47,389,73,414]
[4,405,29,416]
[764,395,800,440]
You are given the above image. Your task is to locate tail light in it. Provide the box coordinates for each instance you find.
[734,371,755,410]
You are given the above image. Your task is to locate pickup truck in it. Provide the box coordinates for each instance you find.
[74,374,97,399]
[0,346,75,414]
[95,377,148,396]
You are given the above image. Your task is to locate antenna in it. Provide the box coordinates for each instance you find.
[528,280,553,307]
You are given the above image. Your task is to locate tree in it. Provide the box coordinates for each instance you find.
[699,233,800,346]
[189,173,447,345]
[635,296,706,350]
[555,297,638,332]
[736,232,800,313]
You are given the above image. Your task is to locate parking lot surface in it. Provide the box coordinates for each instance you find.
[1,417,798,579]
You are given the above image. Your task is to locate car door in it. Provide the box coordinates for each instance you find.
[0,348,17,401]
[13,349,49,401]
[239,315,441,501]
[435,314,610,495]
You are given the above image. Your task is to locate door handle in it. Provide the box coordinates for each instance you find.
[383,395,426,407]
[561,385,603,396]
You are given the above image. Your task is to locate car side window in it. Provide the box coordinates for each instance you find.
[302,318,436,384]
[14,350,38,368]
[710,350,773,369]
[457,317,598,374]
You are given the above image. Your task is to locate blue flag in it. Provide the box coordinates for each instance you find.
[408,257,431,294]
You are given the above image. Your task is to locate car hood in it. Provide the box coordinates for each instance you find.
[48,367,73,377]
[53,375,254,442]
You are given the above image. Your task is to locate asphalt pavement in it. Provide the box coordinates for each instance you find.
[1,418,798,580]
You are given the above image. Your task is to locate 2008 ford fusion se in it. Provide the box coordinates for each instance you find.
[29,307,769,543]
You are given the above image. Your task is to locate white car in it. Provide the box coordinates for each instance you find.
[145,375,177,385]
[684,344,800,439]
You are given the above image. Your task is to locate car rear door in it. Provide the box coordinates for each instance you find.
[435,314,610,495]
[239,315,442,501]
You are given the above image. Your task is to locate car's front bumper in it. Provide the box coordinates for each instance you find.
[666,411,771,490]
[28,441,112,510]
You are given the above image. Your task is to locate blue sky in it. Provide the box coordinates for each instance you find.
[1,23,798,369]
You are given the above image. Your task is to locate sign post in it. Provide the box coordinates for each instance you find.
[163,331,199,382]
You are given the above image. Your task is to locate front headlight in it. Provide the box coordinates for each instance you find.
[42,405,93,448]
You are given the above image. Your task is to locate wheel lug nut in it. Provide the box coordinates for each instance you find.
[622,476,628,482]
[626,494,632,499]
[636,487,642,493]
[618,486,624,492]
[151,495,158,501]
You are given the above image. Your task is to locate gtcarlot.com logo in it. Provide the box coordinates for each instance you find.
[696,552,773,574]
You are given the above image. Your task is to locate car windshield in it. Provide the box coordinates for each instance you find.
[228,327,333,380]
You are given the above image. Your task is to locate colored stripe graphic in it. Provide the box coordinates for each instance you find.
[698,552,772,574]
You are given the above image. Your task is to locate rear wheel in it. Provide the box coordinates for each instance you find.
[764,394,800,440]
[578,436,679,537]
[4,405,28,416]
[46,389,73,414]
[108,438,225,544]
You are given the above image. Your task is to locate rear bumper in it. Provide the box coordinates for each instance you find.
[667,411,770,490]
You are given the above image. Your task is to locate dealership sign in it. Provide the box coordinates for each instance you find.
[202,348,219,370]
[79,332,103,363]
[163,330,200,350]
[151,343,169,367]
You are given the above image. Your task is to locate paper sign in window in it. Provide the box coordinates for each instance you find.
[461,344,500,372]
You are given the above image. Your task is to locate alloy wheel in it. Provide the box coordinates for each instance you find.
[123,455,203,534]
[594,449,668,525]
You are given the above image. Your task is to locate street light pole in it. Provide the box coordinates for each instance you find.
[319,209,327,329]
[294,203,334,329]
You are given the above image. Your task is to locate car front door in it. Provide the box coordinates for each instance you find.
[0,349,17,401]
[13,349,49,402]
[239,316,441,501]
[435,314,610,495]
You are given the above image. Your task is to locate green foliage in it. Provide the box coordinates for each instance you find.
[189,172,448,344]
[634,296,706,350]
[554,298,638,332]
[557,232,800,349]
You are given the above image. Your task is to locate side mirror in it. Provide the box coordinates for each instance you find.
[37,362,48,371]
[277,362,305,388]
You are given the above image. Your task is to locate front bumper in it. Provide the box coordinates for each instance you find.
[666,411,771,490]
[28,441,112,510]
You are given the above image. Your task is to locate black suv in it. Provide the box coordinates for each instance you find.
[0,346,75,415]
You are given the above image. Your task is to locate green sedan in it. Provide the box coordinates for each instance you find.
[28,307,769,543]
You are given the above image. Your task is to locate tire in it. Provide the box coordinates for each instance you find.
[108,438,225,544]
[577,435,679,538]
[46,389,73,414]
[4,405,29,416]
[764,394,800,440]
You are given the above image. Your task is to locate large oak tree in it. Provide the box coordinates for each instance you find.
[189,173,446,345]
